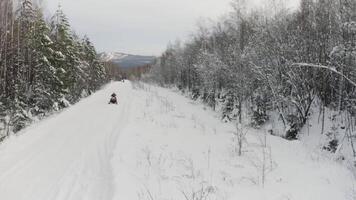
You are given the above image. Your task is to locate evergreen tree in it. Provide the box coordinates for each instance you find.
[28,9,64,115]
[0,1,108,137]
[80,36,107,93]
[50,7,82,103]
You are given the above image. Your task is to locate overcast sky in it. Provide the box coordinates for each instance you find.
[44,0,299,56]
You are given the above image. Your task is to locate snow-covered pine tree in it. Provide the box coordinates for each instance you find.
[0,1,108,137]
[27,8,65,115]
[7,0,37,133]
[50,7,82,103]
[80,36,107,93]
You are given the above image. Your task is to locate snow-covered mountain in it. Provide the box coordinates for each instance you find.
[99,52,129,62]
[99,52,156,68]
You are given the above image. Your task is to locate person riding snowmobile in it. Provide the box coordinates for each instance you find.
[109,93,118,104]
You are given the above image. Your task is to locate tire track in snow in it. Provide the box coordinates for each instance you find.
[0,82,132,200]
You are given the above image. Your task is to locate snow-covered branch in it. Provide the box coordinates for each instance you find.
[290,63,356,87]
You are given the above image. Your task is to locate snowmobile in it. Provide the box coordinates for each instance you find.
[109,93,118,104]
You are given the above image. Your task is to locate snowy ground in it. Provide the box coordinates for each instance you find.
[0,81,355,200]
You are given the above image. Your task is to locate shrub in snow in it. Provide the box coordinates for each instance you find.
[323,139,339,153]
[12,111,30,133]
[191,87,201,100]
[251,110,269,128]
[285,114,301,140]
[250,91,270,128]
[221,91,237,122]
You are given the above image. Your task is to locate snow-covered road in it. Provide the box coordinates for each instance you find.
[0,81,355,200]
[0,82,131,200]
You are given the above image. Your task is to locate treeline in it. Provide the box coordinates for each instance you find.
[121,64,152,79]
[0,0,107,137]
[149,0,356,140]
[104,62,152,81]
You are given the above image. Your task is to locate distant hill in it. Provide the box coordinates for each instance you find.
[99,52,156,68]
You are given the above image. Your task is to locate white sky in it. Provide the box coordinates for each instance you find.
[44,0,299,56]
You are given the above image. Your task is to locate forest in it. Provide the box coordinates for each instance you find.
[0,0,107,138]
[148,0,356,155]
[104,61,152,81]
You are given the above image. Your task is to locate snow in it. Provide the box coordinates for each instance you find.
[298,105,356,171]
[0,82,131,200]
[99,52,128,62]
[0,82,355,200]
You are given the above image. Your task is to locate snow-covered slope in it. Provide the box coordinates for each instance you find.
[0,82,132,200]
[99,52,128,62]
[0,82,354,200]
[99,52,156,68]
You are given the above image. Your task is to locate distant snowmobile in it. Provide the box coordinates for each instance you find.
[109,93,118,104]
